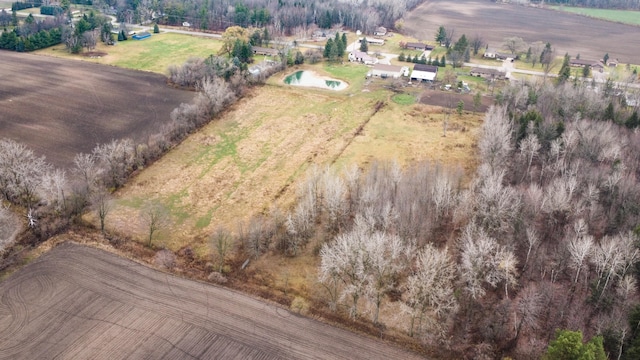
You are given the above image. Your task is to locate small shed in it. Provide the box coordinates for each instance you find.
[410,64,438,82]
[374,26,387,36]
[252,46,279,56]
[132,31,151,40]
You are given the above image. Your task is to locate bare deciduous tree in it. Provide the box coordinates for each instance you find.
[403,244,457,339]
[0,204,20,251]
[93,139,135,188]
[73,152,101,194]
[519,133,541,182]
[365,231,411,324]
[471,34,485,55]
[91,187,112,234]
[140,201,171,247]
[478,106,513,173]
[322,169,347,234]
[39,168,67,210]
[0,139,51,207]
[460,224,518,299]
[502,36,525,54]
[566,219,593,284]
[210,226,232,272]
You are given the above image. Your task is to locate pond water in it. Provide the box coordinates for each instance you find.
[283,70,347,91]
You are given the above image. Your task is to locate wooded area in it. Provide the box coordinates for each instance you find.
[99,0,424,35]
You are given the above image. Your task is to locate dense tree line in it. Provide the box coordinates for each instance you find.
[11,0,41,11]
[201,77,640,358]
[0,16,64,51]
[97,0,425,35]
[0,53,250,252]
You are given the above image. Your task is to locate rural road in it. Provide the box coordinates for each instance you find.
[0,243,424,359]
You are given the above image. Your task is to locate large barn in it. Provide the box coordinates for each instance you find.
[369,64,409,79]
[410,64,438,82]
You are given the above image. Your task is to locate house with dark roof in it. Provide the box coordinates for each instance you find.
[410,64,438,82]
[470,67,506,80]
[405,42,427,51]
[569,59,597,67]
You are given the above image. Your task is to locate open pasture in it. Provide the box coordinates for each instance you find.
[551,6,640,26]
[0,51,193,168]
[107,63,482,251]
[0,242,422,359]
[403,0,640,63]
[35,32,223,74]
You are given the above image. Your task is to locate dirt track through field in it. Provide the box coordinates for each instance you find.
[404,0,640,63]
[0,243,424,359]
[0,51,193,168]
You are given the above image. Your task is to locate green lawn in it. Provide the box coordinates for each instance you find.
[35,32,223,74]
[392,93,416,105]
[551,6,640,26]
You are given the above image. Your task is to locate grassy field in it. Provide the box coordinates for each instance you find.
[105,62,482,253]
[35,32,223,74]
[551,6,640,26]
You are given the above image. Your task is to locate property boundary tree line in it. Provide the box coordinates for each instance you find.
[0,48,285,252]
[11,0,42,11]
[192,76,640,359]
[0,16,64,51]
[119,0,425,35]
[398,52,446,67]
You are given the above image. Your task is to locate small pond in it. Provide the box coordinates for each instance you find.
[283,70,347,91]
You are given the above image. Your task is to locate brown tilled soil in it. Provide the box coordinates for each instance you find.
[0,242,423,360]
[419,89,494,112]
[403,0,640,63]
[0,51,193,168]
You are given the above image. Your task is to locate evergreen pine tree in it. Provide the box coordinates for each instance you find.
[360,37,368,52]
[324,38,333,58]
[557,53,571,83]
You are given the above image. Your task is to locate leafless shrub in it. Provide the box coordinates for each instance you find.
[478,106,513,173]
[93,138,135,189]
[207,271,228,284]
[402,244,457,340]
[0,205,21,252]
[210,226,232,272]
[154,249,176,269]
[0,138,51,207]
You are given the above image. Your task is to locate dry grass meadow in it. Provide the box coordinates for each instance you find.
[35,32,223,74]
[106,62,483,254]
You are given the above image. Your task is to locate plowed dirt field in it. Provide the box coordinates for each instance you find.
[0,242,423,359]
[0,51,193,168]
[404,0,640,63]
